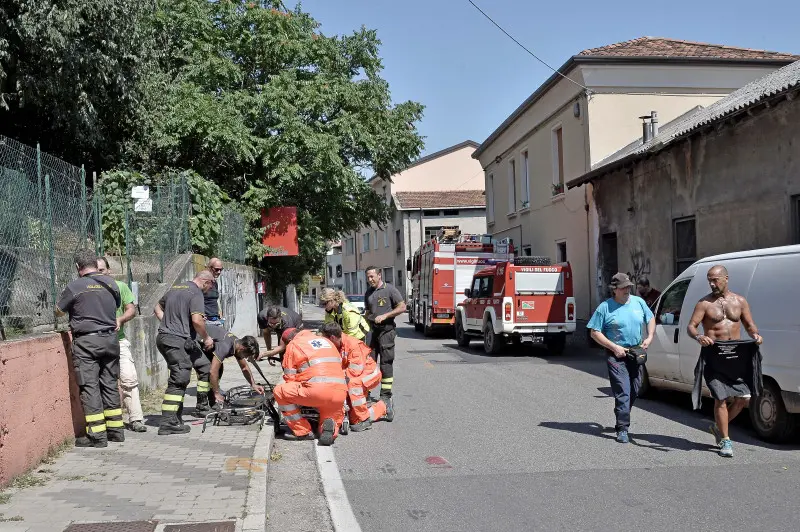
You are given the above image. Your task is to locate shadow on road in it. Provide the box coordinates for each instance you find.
[538,421,719,453]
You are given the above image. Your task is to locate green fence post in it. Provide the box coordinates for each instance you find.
[37,143,43,217]
[158,185,165,281]
[45,173,57,326]
[181,174,191,253]
[125,206,133,287]
[80,165,87,244]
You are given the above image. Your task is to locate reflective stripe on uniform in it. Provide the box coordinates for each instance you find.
[164,394,184,402]
[196,381,211,392]
[349,387,364,395]
[368,406,377,420]
[284,413,303,421]
[308,376,347,385]
[88,424,107,433]
[85,413,105,423]
[381,376,393,390]
[103,409,122,418]
[351,397,367,407]
[161,404,179,412]
[284,368,297,375]
[106,420,125,428]
[349,363,364,372]
[279,404,300,412]
[363,369,380,382]
[298,357,343,372]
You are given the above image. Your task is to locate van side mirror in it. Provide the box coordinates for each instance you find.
[406,258,412,272]
[464,288,471,298]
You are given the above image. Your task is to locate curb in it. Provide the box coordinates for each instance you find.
[241,422,275,532]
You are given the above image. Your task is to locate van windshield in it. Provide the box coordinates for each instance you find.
[515,272,563,294]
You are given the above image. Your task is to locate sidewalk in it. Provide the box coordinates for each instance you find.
[0,348,284,532]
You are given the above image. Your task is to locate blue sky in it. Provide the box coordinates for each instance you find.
[294,0,800,156]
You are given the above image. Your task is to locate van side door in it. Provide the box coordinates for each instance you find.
[464,277,483,329]
[648,279,692,382]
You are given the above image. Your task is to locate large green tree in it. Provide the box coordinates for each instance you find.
[131,0,425,288]
[0,1,155,169]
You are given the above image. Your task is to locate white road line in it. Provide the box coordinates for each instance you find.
[316,444,363,532]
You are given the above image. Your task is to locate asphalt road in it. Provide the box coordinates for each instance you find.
[330,318,800,532]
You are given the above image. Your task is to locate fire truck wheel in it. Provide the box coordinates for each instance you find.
[545,334,566,355]
[455,315,471,347]
[483,322,505,355]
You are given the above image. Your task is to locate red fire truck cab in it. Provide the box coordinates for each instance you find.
[455,256,576,355]
[408,230,514,335]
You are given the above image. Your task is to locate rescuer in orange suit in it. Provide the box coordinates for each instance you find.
[320,322,394,432]
[272,328,348,445]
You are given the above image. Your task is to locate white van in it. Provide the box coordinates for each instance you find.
[644,244,800,443]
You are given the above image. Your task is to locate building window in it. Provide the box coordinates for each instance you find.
[521,150,530,207]
[557,241,567,263]
[674,216,697,276]
[384,229,389,247]
[487,173,495,223]
[345,238,355,255]
[395,229,402,254]
[508,158,516,214]
[328,266,333,279]
[335,265,342,278]
[792,194,800,244]
[424,225,458,242]
[374,230,378,247]
[601,232,618,294]
[522,246,532,257]
[383,267,393,285]
[423,210,440,217]
[362,233,370,252]
[396,275,402,288]
[552,126,565,196]
[442,209,459,216]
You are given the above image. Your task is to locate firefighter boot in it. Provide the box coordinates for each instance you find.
[351,418,372,432]
[158,413,191,436]
[107,429,126,443]
[75,436,108,448]
[195,393,211,416]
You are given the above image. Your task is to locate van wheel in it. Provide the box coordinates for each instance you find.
[544,334,566,355]
[483,322,504,355]
[423,308,433,337]
[749,379,798,443]
[413,308,423,332]
[455,315,471,347]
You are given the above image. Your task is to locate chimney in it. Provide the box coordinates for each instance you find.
[639,114,653,143]
[650,111,659,137]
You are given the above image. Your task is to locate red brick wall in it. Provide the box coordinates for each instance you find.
[0,333,83,487]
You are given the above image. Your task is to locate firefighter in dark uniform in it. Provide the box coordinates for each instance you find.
[205,327,263,406]
[256,305,303,362]
[153,270,216,435]
[364,266,406,405]
[56,250,123,448]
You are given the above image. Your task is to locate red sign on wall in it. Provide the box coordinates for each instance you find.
[261,207,299,256]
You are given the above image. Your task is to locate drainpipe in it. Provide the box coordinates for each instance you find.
[419,208,424,248]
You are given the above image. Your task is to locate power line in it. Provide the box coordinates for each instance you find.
[467,0,591,94]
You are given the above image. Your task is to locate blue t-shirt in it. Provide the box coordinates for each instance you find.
[587,295,654,348]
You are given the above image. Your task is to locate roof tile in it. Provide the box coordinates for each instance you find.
[579,37,799,61]
[393,190,486,210]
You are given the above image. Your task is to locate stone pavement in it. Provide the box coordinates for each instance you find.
[0,347,285,532]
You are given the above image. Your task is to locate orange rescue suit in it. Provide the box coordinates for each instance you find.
[273,330,348,438]
[340,334,387,423]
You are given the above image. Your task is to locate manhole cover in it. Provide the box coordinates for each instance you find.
[163,523,236,532]
[64,522,157,532]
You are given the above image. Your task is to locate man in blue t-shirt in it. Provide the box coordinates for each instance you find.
[588,273,655,444]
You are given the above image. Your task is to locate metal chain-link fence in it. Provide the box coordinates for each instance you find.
[0,135,248,339]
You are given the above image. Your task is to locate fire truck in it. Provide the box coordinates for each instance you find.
[455,256,576,354]
[407,229,514,335]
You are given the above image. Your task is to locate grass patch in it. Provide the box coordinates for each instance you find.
[59,475,87,482]
[0,514,24,522]
[0,493,11,504]
[41,439,74,465]
[270,451,283,462]
[140,386,165,415]
[10,473,47,490]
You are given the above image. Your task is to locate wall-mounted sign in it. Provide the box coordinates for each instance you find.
[131,185,150,199]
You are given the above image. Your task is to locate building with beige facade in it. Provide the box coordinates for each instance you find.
[341,141,487,298]
[472,36,799,320]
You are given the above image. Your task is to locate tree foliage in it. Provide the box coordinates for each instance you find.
[130,0,425,285]
[1,0,425,290]
[0,1,155,169]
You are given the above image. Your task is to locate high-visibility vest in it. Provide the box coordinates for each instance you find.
[325,301,370,341]
[282,330,347,388]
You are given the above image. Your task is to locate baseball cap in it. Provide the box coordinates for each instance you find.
[610,273,634,289]
[281,328,298,344]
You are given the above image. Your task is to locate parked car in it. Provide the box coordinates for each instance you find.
[644,244,800,442]
[347,294,366,313]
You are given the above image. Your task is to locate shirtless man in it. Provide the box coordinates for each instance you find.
[687,265,763,456]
